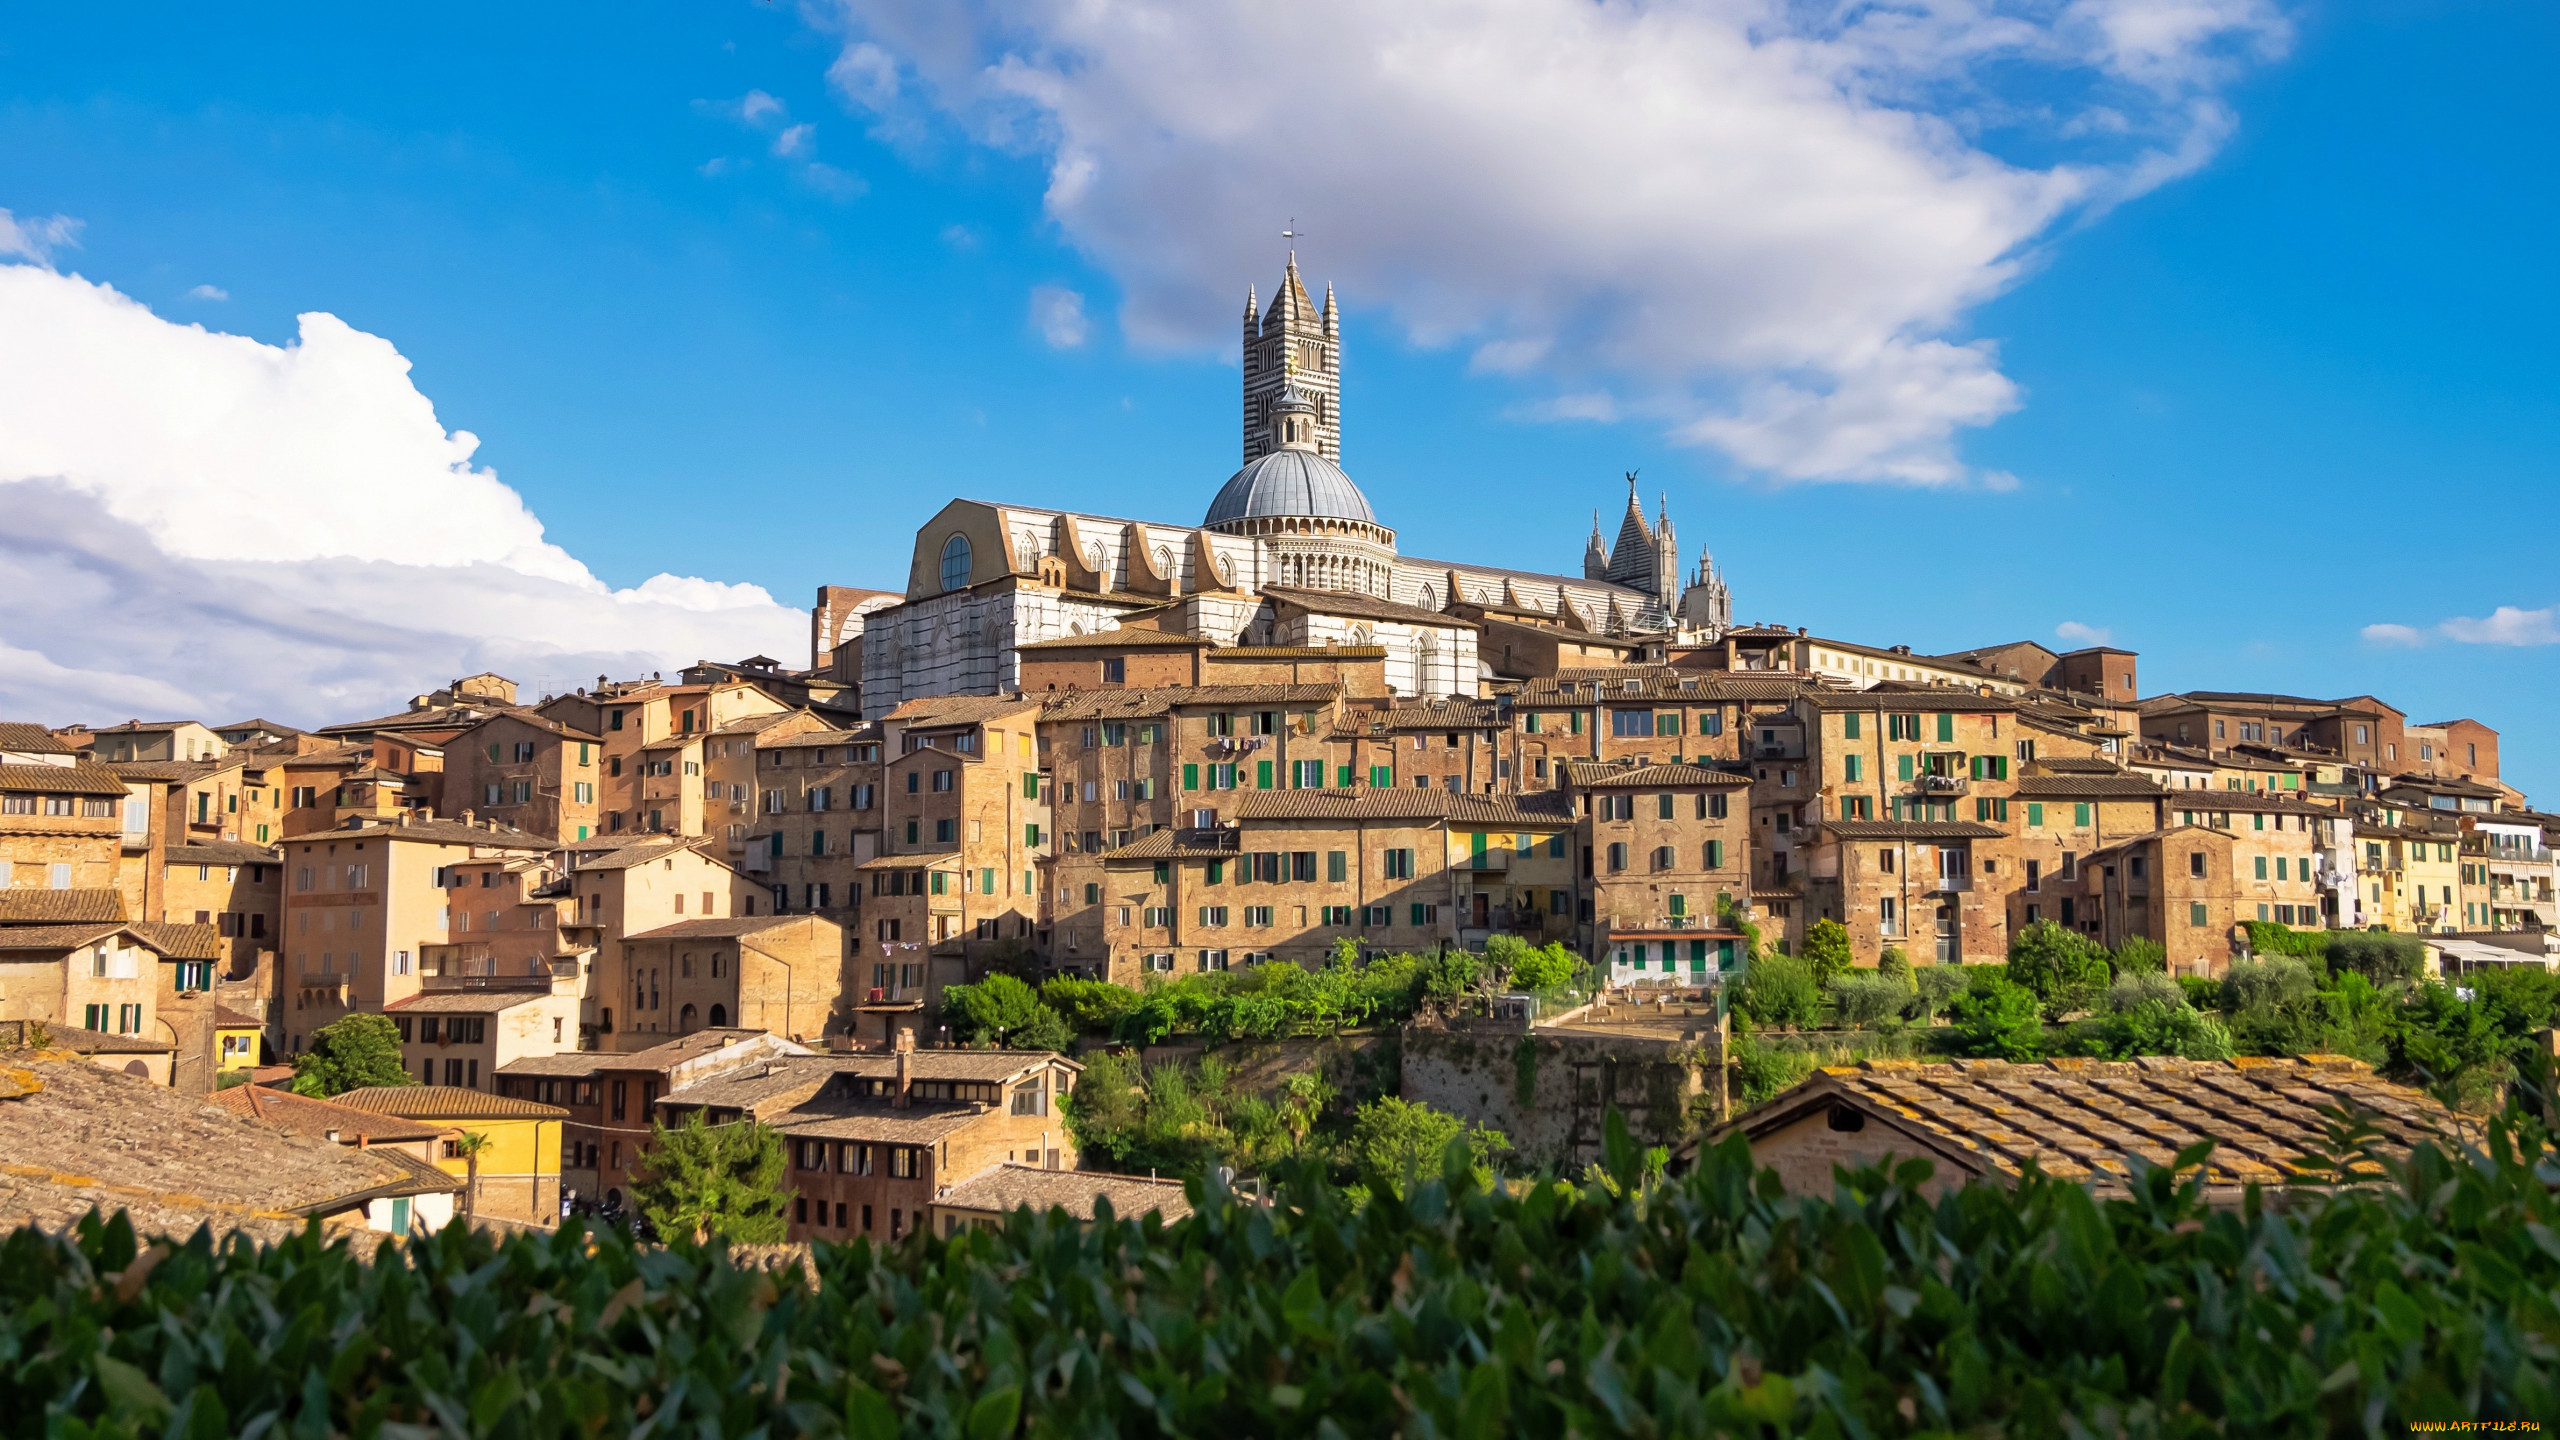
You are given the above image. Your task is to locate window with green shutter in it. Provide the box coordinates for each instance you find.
[2254,856,2267,879]
[2190,903,2208,927]
[1153,862,1170,883]
[1369,765,1391,788]
[1657,793,1675,819]
[2027,802,2043,827]
[1524,712,1541,734]
[1843,713,1861,740]
[1844,754,1862,782]
[1897,754,1913,781]
[1410,903,1428,925]
[1547,833,1565,857]
[2253,812,2265,831]
[1327,851,1346,882]
[1705,839,1723,869]
[981,868,997,895]
[1256,760,1273,789]
[1207,861,1224,884]
[1936,713,1954,742]
[1337,764,1354,786]
[1024,823,1040,847]
[1023,772,1039,799]
[2074,802,2091,827]
[1668,893,1686,916]
[1183,763,1199,791]
[1570,710,1584,735]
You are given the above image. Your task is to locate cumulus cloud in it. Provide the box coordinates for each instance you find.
[0,209,81,264]
[2362,608,2559,649]
[773,122,815,157]
[1029,285,1088,349]
[817,0,2289,482]
[0,260,804,727]
[185,283,228,301]
[2055,620,2112,645]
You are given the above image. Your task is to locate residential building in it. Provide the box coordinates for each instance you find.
[279,816,554,1054]
[0,924,191,1078]
[538,675,789,838]
[206,1083,463,1236]
[2075,821,2320,972]
[386,987,583,1090]
[437,712,608,842]
[332,1084,571,1223]
[556,834,761,1044]
[745,721,878,919]
[498,1028,810,1207]
[2468,815,2555,931]
[614,913,845,1042]
[1563,760,1754,983]
[79,719,229,765]
[864,695,1048,980]
[1,725,130,895]
[929,1164,1193,1236]
[653,1032,1082,1246]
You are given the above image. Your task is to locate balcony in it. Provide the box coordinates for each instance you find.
[1915,773,1969,797]
[1926,874,1974,893]
[1466,849,1510,872]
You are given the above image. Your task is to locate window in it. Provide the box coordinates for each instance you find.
[1101,657,1125,683]
[1844,755,1862,783]
[1143,907,1171,928]
[2189,902,2209,927]
[939,533,973,590]
[1610,709,1652,738]
[1383,848,1414,879]
[1327,850,1347,882]
[1607,842,1627,872]
[1320,906,1353,926]
[2074,802,2091,827]
[1362,905,1391,926]
[2190,852,2207,878]
[1245,905,1273,927]
[1704,839,1724,868]
[1197,906,1229,927]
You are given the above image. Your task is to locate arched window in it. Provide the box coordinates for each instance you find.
[1419,585,1437,612]
[939,533,973,592]
[678,1003,698,1031]
[708,1003,728,1028]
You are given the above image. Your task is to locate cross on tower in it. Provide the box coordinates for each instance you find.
[1281,219,1304,263]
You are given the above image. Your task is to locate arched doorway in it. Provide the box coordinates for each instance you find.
[678,1003,698,1032]
[707,1003,728,1028]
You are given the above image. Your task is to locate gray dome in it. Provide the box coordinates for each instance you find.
[1204,449,1378,527]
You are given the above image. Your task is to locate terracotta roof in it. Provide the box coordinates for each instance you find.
[2031,756,2129,774]
[1367,699,1505,730]
[494,1053,610,1077]
[1041,684,1342,721]
[294,818,552,849]
[126,922,221,959]
[0,1020,171,1054]
[206,1084,451,1145]
[1203,645,1387,660]
[213,1004,264,1029]
[104,760,197,781]
[624,915,820,943]
[1516,670,1809,703]
[1099,827,1240,860]
[770,1104,990,1146]
[0,762,134,796]
[0,924,133,951]
[567,836,711,871]
[454,712,603,743]
[383,988,558,1014]
[588,1029,800,1074]
[1016,629,1214,651]
[936,1163,1196,1223]
[1716,1055,2454,1195]
[1561,760,1753,789]
[2011,775,2166,797]
[168,839,283,866]
[0,723,75,755]
[663,1052,1070,1114]
[0,888,126,924]
[278,746,367,770]
[1233,790,1471,821]
[1800,690,2020,713]
[2162,790,2332,815]
[886,695,1044,728]
[330,1085,570,1122]
[1258,585,1481,630]
[0,1048,452,1244]
[759,726,876,750]
[1818,819,2009,840]
[638,735,703,753]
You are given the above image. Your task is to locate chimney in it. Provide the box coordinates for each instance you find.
[461,809,476,826]
[893,1026,915,1108]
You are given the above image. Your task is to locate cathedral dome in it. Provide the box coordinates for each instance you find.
[1203,448,1378,528]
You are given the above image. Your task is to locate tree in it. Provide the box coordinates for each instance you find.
[291,1014,414,1097]
[449,1130,491,1223]
[1506,942,1578,992]
[1800,918,1853,989]
[1349,1097,1507,1199]
[1732,949,1821,1028]
[629,1110,793,1245]
[1876,945,1912,985]
[943,974,1073,1050]
[2327,931,2425,986]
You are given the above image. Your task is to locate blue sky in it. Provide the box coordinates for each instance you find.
[1,1,2554,798]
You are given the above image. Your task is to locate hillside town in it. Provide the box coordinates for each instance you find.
[4,257,2552,1244]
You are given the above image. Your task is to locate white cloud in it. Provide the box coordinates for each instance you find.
[1029,285,1088,348]
[940,223,979,250]
[738,89,787,126]
[819,0,2289,483]
[185,283,228,302]
[0,208,81,264]
[0,260,805,727]
[2440,606,2560,647]
[2055,620,2112,645]
[773,122,815,157]
[2361,607,2559,649]
[796,161,868,200]
[699,156,735,177]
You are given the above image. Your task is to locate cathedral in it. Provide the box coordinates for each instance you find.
[858,253,1734,712]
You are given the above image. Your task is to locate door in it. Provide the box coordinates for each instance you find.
[390,1197,410,1236]
[1934,904,1959,963]
[1470,893,1490,927]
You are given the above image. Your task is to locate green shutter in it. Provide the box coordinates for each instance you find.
[1337,764,1353,786]
[2075,803,2091,827]
[1936,713,1954,742]
[1524,712,1541,734]
[1844,755,1861,782]
[1897,754,1913,782]
[2190,903,2208,927]
[1256,760,1273,789]
[1025,823,1040,847]
[1668,893,1686,916]
[1183,763,1199,791]
[1570,710,1584,735]
[1706,839,1723,868]
[1327,851,1346,882]
[2027,802,2042,827]
[981,867,996,894]
[2255,856,2267,879]
[1843,713,1860,740]
[1207,861,1224,884]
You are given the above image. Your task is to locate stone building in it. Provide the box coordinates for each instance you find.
[1563,760,1755,981]
[614,913,845,1044]
[438,712,607,843]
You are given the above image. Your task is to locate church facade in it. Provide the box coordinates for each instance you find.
[859,256,1735,715]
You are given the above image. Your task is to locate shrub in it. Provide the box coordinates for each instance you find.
[15,1089,2559,1435]
[289,1014,413,1097]
[2006,919,2109,1001]
[2328,930,2425,985]
[2240,919,2330,964]
[1042,977,1142,1034]
[1504,941,1579,993]
[1826,972,1910,1028]
[940,974,1072,1050]
[1732,949,1822,1028]
[1347,1096,1507,1198]
[1876,944,1912,984]
[2110,937,2167,974]
[2104,970,2185,1014]
[1726,1029,1820,1106]
[1947,973,2044,1060]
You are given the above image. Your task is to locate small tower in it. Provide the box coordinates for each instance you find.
[1680,547,1733,638]
[1583,510,1611,580]
[1604,474,1662,597]
[1653,492,1680,605]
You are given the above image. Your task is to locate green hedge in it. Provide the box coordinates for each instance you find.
[8,1092,2557,1436]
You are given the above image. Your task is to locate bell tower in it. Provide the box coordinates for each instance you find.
[1242,232,1340,464]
